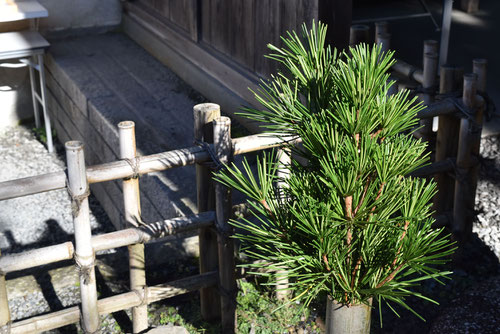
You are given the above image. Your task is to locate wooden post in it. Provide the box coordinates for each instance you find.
[66,141,100,333]
[453,74,477,242]
[118,121,148,333]
[194,103,221,321]
[0,250,11,333]
[419,51,438,140]
[434,66,459,214]
[214,116,236,333]
[275,148,290,300]
[349,25,370,46]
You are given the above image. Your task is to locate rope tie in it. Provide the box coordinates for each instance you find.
[133,286,149,307]
[194,140,224,171]
[123,157,140,180]
[407,66,419,82]
[67,184,91,217]
[449,158,470,184]
[478,91,496,121]
[413,84,438,95]
[0,321,11,334]
[74,252,95,285]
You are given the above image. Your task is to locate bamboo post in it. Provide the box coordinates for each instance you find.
[419,51,438,140]
[453,74,478,242]
[423,40,439,65]
[375,32,391,53]
[374,21,388,36]
[0,250,11,333]
[118,121,148,333]
[275,148,290,300]
[66,141,100,333]
[214,116,236,333]
[473,59,487,93]
[434,65,459,214]
[349,25,370,46]
[194,103,221,320]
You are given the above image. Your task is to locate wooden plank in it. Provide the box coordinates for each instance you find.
[0,0,48,22]
[201,0,211,44]
[230,0,255,71]
[318,0,352,50]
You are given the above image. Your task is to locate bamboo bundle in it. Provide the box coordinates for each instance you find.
[119,121,148,333]
[10,272,218,334]
[214,117,237,333]
[194,103,221,321]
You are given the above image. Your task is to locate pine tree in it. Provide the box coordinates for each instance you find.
[215,21,454,319]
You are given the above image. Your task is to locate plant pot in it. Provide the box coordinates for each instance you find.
[325,296,372,334]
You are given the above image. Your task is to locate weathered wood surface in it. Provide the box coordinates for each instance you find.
[135,0,198,40]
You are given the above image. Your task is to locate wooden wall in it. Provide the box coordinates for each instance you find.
[134,0,325,77]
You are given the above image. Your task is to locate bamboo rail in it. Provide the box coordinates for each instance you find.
[9,272,218,334]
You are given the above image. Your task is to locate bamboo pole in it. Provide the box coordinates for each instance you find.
[276,148,290,300]
[392,59,424,84]
[0,134,301,201]
[214,116,237,333]
[453,74,478,242]
[375,32,391,53]
[118,121,148,333]
[423,40,438,66]
[194,103,221,320]
[0,250,11,334]
[473,59,487,93]
[374,21,388,36]
[434,66,459,214]
[349,25,370,46]
[10,272,218,334]
[66,141,100,333]
[419,52,438,140]
[0,212,215,275]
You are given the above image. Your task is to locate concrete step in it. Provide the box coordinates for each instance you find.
[44,33,207,229]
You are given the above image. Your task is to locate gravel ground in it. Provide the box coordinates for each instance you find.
[1,124,500,333]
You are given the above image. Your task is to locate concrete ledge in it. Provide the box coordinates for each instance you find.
[45,33,204,229]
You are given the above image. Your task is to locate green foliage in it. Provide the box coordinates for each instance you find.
[237,279,316,333]
[215,21,455,319]
[32,126,56,145]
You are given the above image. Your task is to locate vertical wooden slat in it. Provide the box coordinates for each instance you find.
[194,103,221,321]
[214,116,236,333]
[119,121,148,333]
[0,250,11,333]
[201,0,211,44]
[319,0,352,50]
[66,141,100,333]
[453,74,477,242]
[231,0,255,70]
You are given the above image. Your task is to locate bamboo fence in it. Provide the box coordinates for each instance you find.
[0,42,488,332]
[356,22,488,239]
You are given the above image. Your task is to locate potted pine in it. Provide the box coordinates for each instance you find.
[215,22,454,333]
